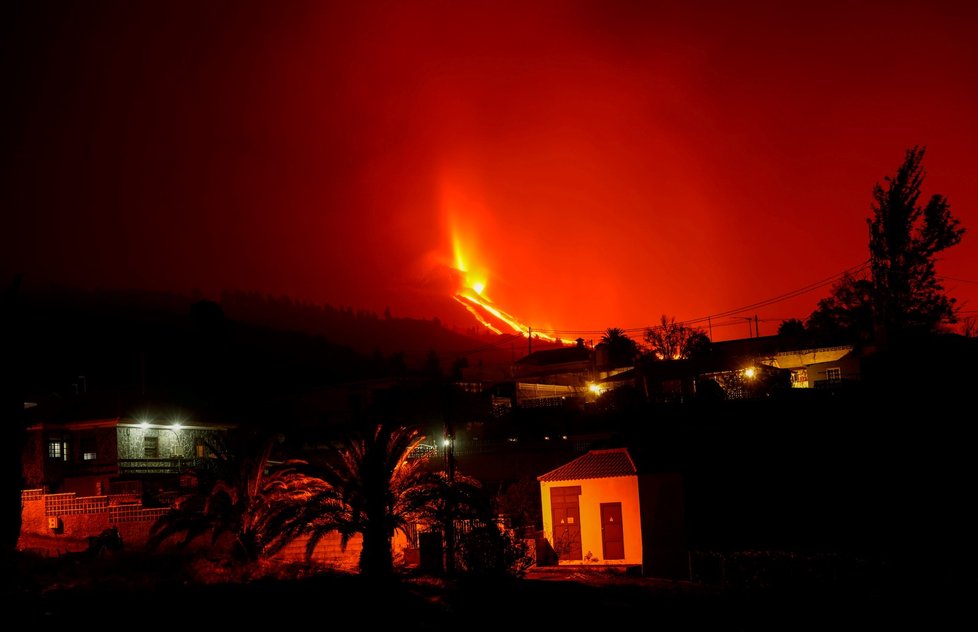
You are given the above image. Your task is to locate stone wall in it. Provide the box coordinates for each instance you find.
[19,488,394,573]
[18,489,168,555]
[270,533,363,571]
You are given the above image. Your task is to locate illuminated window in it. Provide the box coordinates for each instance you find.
[825,367,842,383]
[144,436,159,458]
[195,442,206,458]
[82,437,97,461]
[47,440,63,459]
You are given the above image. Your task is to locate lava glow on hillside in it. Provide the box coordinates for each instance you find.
[448,218,568,344]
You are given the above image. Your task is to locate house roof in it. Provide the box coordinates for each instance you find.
[27,416,236,432]
[516,346,591,367]
[537,448,637,482]
[762,345,853,369]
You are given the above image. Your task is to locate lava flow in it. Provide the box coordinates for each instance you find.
[450,240,568,344]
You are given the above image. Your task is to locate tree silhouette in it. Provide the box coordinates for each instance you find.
[1,274,25,562]
[401,469,489,575]
[867,146,965,344]
[147,430,285,561]
[262,424,433,578]
[777,318,807,338]
[423,348,443,378]
[643,315,710,360]
[598,327,639,367]
[805,272,874,343]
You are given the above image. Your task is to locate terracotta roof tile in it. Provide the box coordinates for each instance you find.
[537,448,636,482]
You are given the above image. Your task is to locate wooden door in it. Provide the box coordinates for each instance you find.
[600,502,624,560]
[550,486,582,560]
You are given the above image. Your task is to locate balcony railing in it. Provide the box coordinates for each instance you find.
[118,458,204,475]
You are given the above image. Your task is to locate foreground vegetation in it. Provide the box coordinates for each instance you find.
[6,544,959,631]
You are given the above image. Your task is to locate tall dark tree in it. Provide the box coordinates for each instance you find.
[777,318,807,338]
[598,327,639,367]
[1,275,25,563]
[867,146,965,344]
[422,348,443,378]
[805,272,875,343]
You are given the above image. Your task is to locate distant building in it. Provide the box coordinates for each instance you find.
[22,416,234,497]
[513,338,596,406]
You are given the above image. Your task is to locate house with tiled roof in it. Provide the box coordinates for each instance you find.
[513,338,596,406]
[537,447,688,579]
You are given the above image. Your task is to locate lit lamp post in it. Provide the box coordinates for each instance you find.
[443,422,457,576]
[443,434,455,482]
[742,366,758,398]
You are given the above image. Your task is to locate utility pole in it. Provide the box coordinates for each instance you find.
[754,314,759,338]
[733,316,753,339]
[528,326,532,355]
[708,316,713,341]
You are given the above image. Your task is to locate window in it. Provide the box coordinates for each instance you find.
[825,367,842,383]
[47,440,63,459]
[144,436,159,458]
[81,437,97,461]
[195,442,207,458]
[790,368,809,388]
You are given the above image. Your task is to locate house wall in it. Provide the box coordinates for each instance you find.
[22,432,46,489]
[23,426,119,494]
[18,489,168,555]
[24,423,227,496]
[269,533,363,571]
[20,488,402,573]
[540,476,643,567]
[638,472,689,579]
[117,426,217,459]
[265,530,410,571]
[806,355,861,385]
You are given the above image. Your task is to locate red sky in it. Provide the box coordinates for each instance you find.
[3,0,977,342]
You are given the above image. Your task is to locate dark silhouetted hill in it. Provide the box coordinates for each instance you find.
[9,284,529,424]
[217,289,518,371]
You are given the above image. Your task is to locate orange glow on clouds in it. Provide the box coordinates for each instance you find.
[4,2,977,344]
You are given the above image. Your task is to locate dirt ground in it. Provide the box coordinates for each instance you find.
[5,545,960,631]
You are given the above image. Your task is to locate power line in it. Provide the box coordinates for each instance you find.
[531,260,870,338]
[453,260,975,349]
[939,275,978,285]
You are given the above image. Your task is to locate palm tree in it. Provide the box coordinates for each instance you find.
[146,430,284,562]
[401,469,489,575]
[599,327,639,367]
[262,423,434,578]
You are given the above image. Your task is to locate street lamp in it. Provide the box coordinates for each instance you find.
[138,419,184,458]
[443,433,455,482]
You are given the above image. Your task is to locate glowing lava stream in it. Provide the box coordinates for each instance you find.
[451,275,568,344]
[450,223,570,344]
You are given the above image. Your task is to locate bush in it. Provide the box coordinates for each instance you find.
[457,525,533,579]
